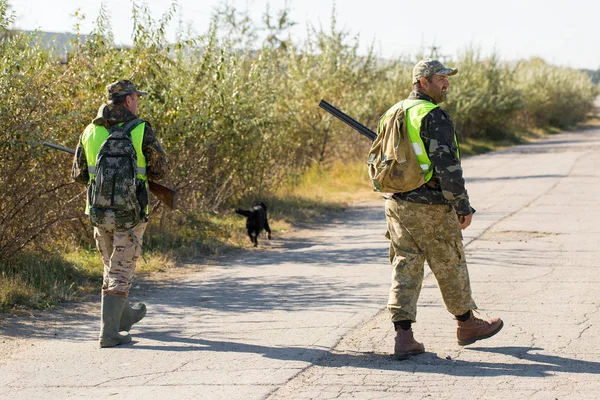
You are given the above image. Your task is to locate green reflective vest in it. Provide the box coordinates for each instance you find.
[403,99,460,183]
[81,121,147,214]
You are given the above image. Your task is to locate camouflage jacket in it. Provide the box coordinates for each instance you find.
[392,91,473,215]
[72,103,169,183]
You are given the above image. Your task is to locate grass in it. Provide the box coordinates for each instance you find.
[580,113,600,128]
[265,160,375,221]
[0,253,95,313]
[0,246,175,313]
[278,160,375,204]
[460,137,520,156]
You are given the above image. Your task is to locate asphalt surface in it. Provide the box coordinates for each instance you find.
[1,125,600,399]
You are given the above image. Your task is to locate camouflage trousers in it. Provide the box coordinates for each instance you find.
[93,221,147,297]
[385,198,477,323]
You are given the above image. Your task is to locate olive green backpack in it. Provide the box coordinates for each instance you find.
[366,101,427,193]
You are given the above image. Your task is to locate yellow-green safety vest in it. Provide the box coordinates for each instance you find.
[81,121,148,214]
[380,99,460,183]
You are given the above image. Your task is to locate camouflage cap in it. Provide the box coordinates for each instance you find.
[412,59,458,83]
[106,80,148,101]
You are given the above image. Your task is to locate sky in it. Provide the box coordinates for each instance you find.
[8,0,600,70]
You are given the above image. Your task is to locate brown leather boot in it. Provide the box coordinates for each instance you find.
[457,314,503,346]
[393,328,425,360]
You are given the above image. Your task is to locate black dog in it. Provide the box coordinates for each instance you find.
[235,201,272,247]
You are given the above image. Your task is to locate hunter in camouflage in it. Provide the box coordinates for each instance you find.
[72,91,168,184]
[385,60,503,360]
[72,79,168,348]
[391,90,473,215]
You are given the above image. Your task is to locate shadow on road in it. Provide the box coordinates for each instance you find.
[148,274,384,313]
[129,331,600,377]
[231,241,387,267]
[0,272,385,339]
[467,174,566,182]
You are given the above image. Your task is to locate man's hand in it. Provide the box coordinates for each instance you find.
[458,213,473,230]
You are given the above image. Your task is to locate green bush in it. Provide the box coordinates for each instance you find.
[515,58,596,128]
[444,49,523,140]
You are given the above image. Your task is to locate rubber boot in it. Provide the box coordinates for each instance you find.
[119,300,147,332]
[99,295,132,348]
[393,328,425,360]
[457,313,503,346]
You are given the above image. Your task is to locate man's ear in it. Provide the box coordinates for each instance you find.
[419,77,429,89]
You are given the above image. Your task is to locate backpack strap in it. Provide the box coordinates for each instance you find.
[120,118,143,135]
[378,101,405,134]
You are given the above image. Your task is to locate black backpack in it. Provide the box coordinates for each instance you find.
[88,118,147,230]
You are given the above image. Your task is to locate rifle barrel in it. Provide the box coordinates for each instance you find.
[43,142,75,155]
[318,100,377,141]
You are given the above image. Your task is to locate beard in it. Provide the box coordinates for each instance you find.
[435,88,447,104]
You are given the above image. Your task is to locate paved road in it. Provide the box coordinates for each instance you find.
[1,126,600,399]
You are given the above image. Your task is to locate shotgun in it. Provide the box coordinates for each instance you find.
[318,100,378,141]
[43,142,177,210]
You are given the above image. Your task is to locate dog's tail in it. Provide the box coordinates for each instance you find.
[235,209,251,217]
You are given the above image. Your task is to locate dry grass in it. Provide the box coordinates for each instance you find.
[0,247,178,313]
[278,160,375,203]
